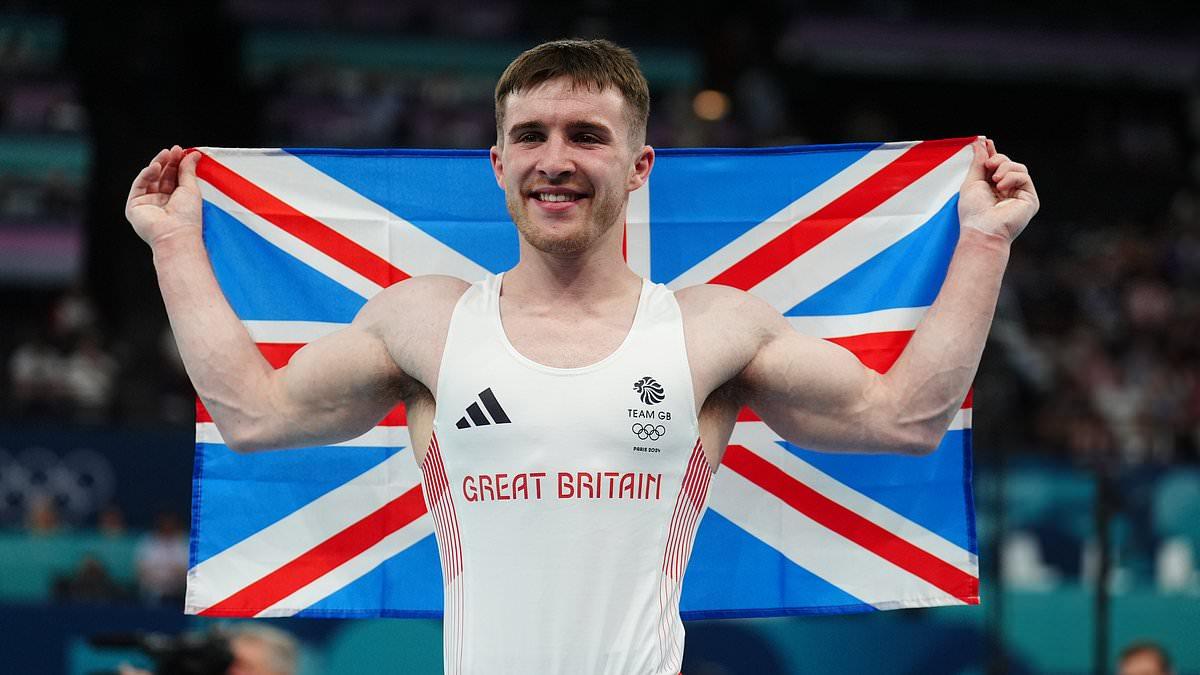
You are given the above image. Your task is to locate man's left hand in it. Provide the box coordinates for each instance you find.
[958,137,1040,243]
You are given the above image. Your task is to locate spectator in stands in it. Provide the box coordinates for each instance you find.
[53,553,129,603]
[225,623,299,675]
[135,510,189,605]
[25,493,62,535]
[1117,641,1174,675]
[96,503,127,537]
[51,286,98,341]
[62,330,117,422]
[8,326,65,417]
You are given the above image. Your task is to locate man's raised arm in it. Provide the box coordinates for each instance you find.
[125,146,411,452]
[733,137,1039,455]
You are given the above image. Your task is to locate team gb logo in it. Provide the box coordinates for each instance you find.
[633,376,665,405]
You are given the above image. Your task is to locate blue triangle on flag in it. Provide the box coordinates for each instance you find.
[779,432,975,552]
[648,146,877,285]
[286,150,519,274]
[785,196,959,317]
[191,443,405,566]
[299,533,444,617]
[203,201,365,323]
[681,510,873,618]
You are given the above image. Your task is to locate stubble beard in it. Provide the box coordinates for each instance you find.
[507,187,625,256]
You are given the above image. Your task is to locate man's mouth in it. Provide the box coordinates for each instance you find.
[534,193,582,202]
[529,188,589,203]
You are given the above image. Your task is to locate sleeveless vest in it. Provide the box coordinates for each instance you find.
[422,273,710,674]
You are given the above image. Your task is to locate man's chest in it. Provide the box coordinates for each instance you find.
[501,311,634,370]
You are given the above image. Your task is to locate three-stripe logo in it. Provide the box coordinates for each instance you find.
[455,388,512,429]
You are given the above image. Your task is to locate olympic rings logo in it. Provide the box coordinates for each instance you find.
[632,423,666,441]
[0,446,115,525]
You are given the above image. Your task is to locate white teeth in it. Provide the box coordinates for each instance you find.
[535,193,579,202]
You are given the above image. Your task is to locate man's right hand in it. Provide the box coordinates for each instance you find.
[125,145,203,247]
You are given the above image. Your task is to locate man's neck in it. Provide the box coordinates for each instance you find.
[503,231,641,307]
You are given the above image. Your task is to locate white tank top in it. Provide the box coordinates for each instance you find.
[420,273,710,675]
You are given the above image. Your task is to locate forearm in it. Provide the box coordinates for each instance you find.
[152,231,277,444]
[880,227,1010,449]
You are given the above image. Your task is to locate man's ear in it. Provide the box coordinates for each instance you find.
[489,145,504,189]
[627,145,655,192]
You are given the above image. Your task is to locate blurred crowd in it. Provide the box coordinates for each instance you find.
[1,0,1198,602]
[46,507,189,607]
[20,490,189,607]
[4,288,193,424]
[984,168,1200,467]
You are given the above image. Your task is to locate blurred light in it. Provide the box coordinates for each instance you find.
[692,89,730,122]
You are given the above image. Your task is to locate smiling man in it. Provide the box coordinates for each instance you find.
[493,44,652,258]
[126,39,1038,675]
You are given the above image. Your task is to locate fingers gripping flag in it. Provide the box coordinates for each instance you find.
[186,140,979,619]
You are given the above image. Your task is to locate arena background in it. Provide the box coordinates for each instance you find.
[1,1,1198,673]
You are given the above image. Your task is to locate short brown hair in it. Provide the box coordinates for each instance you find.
[1119,642,1172,675]
[494,38,650,146]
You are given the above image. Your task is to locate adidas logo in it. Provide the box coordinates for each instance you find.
[455,388,512,429]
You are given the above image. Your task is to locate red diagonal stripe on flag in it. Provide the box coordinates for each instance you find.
[194,151,409,289]
[198,484,428,616]
[828,330,913,372]
[721,444,978,604]
[195,342,406,426]
[708,138,972,290]
[257,342,304,368]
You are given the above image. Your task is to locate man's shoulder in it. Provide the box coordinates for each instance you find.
[670,284,791,404]
[673,283,787,373]
[352,274,471,337]
[354,275,474,390]
[674,283,779,331]
[368,274,472,312]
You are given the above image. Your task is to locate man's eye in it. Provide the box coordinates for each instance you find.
[518,132,542,143]
[577,134,600,144]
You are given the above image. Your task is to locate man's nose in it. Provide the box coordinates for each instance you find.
[536,136,575,180]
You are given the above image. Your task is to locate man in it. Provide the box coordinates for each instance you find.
[118,622,298,675]
[135,510,189,605]
[1118,642,1174,675]
[125,39,1037,675]
[225,623,299,675]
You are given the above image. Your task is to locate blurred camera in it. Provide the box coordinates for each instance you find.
[88,629,233,675]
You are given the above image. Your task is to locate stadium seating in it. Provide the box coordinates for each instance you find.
[0,531,137,601]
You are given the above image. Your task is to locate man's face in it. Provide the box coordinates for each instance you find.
[490,77,653,256]
[1118,651,1168,675]
[227,636,283,675]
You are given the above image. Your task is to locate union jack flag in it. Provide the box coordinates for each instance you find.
[184,139,979,619]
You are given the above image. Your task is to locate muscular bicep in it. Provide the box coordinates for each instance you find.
[249,275,466,452]
[235,282,429,451]
[264,320,408,448]
[687,282,963,457]
[680,284,897,457]
[737,315,896,453]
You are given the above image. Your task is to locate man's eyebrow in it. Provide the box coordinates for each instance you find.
[508,121,544,137]
[567,121,613,137]
[506,120,614,138]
